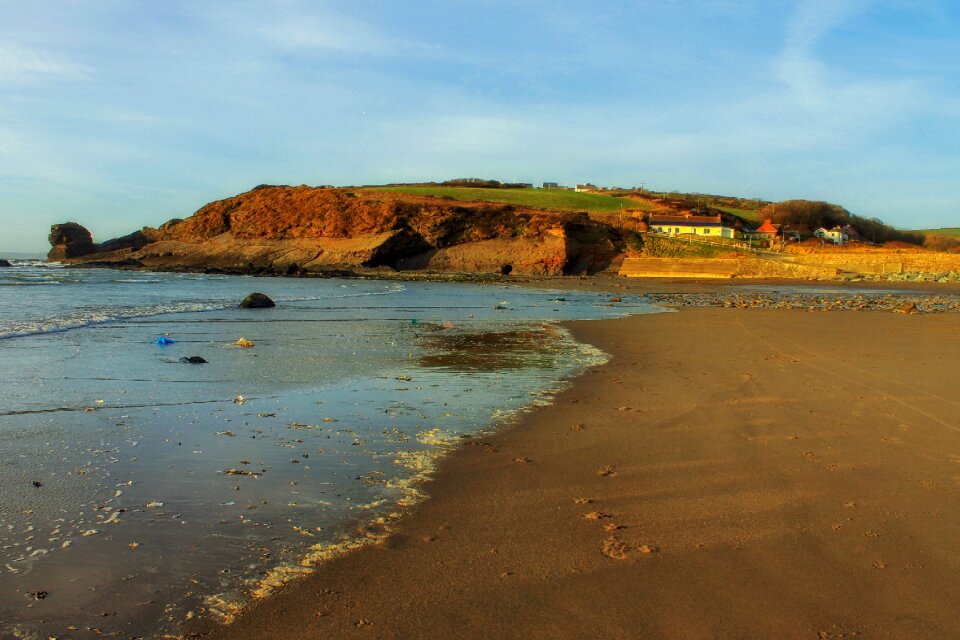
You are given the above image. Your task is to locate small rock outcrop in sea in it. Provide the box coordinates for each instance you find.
[0,259,11,267]
[240,292,276,308]
[180,356,208,364]
[48,223,97,260]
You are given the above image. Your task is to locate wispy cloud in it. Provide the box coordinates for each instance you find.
[258,14,420,55]
[0,44,91,83]
[206,3,445,58]
[770,0,926,138]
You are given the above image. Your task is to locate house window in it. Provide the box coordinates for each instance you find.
[675,227,680,234]
[704,228,710,234]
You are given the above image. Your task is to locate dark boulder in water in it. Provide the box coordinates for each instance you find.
[240,292,276,308]
[180,356,208,364]
[0,259,11,267]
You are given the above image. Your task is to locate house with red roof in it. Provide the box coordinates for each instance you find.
[754,219,779,235]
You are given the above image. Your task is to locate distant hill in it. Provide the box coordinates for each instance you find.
[909,228,960,252]
[914,228,960,237]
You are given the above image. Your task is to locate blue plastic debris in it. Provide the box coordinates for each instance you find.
[154,336,176,345]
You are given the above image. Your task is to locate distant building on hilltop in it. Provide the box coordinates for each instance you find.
[575,183,598,192]
[542,182,559,189]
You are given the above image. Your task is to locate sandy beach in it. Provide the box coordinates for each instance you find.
[202,302,960,639]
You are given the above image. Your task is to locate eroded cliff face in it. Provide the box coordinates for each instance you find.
[48,185,626,276]
[48,223,158,261]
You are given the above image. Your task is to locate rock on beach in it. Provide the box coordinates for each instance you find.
[240,292,276,309]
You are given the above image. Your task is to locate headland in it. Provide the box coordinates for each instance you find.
[45,183,960,284]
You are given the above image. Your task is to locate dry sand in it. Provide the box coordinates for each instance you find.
[203,306,960,639]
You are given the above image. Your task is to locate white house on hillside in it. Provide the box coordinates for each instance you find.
[813,227,849,245]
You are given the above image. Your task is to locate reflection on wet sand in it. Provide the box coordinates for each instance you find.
[417,324,566,371]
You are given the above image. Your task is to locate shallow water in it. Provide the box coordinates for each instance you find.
[0,263,662,638]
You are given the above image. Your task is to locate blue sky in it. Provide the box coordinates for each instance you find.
[2,0,959,252]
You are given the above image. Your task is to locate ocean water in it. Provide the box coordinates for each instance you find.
[0,262,662,638]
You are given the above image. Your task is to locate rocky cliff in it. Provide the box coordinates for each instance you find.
[49,222,156,260]
[49,185,626,276]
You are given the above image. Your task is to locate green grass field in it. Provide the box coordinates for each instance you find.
[367,186,651,213]
[914,228,960,237]
[714,205,762,223]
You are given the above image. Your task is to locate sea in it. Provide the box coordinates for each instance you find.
[0,260,663,639]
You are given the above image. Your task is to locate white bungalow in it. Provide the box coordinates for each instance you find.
[648,214,736,239]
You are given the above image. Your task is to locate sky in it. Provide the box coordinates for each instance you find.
[2,0,959,252]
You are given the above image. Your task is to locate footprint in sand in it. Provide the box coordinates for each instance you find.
[602,537,629,560]
[583,511,612,521]
[597,465,617,477]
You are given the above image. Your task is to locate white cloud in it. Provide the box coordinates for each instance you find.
[215,5,444,58]
[777,0,871,104]
[768,0,927,140]
[0,44,91,83]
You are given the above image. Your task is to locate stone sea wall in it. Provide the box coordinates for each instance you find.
[618,257,837,280]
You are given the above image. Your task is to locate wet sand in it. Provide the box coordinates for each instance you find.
[202,305,960,639]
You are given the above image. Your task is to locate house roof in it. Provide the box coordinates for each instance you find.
[649,214,722,226]
[755,219,779,233]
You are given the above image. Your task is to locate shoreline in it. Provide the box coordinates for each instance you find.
[195,302,960,639]
[1,270,655,638]
[44,253,960,290]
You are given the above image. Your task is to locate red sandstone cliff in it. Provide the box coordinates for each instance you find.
[50,185,626,276]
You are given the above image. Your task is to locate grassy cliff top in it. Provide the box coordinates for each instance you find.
[913,228,960,236]
[366,185,655,213]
